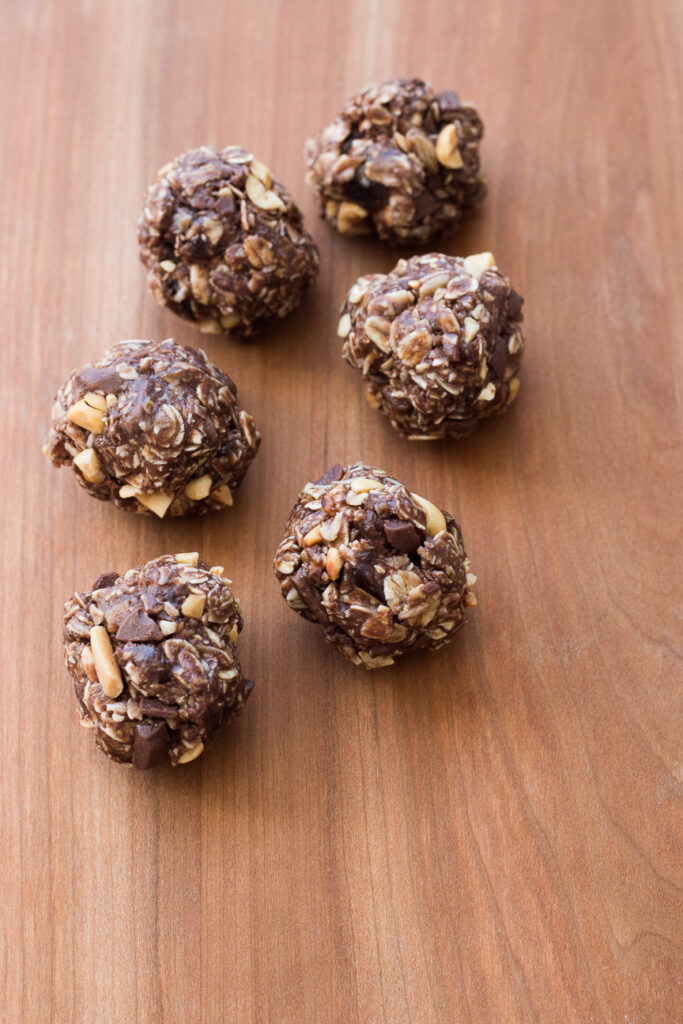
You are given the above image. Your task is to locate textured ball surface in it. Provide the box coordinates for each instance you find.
[63,554,252,768]
[44,338,260,517]
[273,462,476,668]
[138,145,319,335]
[305,78,485,245]
[339,252,524,440]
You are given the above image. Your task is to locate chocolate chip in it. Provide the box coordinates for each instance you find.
[383,519,421,555]
[92,572,120,591]
[118,642,167,686]
[315,463,344,486]
[291,568,328,623]
[346,560,386,602]
[138,698,179,721]
[436,90,460,115]
[345,174,390,212]
[216,193,235,216]
[489,336,508,380]
[507,288,524,320]
[76,366,125,394]
[360,508,385,546]
[116,609,163,643]
[413,193,441,220]
[132,721,170,769]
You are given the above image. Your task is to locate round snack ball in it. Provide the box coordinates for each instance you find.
[138,145,319,336]
[273,462,476,669]
[305,77,486,245]
[339,252,524,440]
[44,338,260,517]
[63,554,253,768]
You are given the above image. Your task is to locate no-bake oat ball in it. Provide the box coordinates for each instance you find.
[44,338,260,517]
[273,463,476,668]
[138,145,319,335]
[305,77,486,245]
[339,252,524,440]
[63,554,252,768]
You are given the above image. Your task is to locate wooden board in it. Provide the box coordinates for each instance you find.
[1,1,681,1021]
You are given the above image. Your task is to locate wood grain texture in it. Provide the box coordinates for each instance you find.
[1,1,681,1021]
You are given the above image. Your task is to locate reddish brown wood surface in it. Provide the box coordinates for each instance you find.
[1,1,681,1021]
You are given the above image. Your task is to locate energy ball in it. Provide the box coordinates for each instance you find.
[138,145,319,336]
[63,554,252,768]
[273,463,476,669]
[44,338,260,517]
[339,252,524,440]
[305,77,486,245]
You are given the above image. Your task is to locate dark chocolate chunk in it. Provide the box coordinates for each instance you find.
[92,572,120,591]
[315,463,344,485]
[383,519,421,555]
[507,288,524,320]
[132,721,170,770]
[345,174,390,212]
[118,642,167,687]
[489,336,508,380]
[435,89,461,114]
[345,559,386,603]
[116,609,163,643]
[360,507,386,546]
[76,366,125,395]
[139,698,180,721]
[291,568,328,623]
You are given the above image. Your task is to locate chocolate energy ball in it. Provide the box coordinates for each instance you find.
[63,554,252,768]
[339,252,524,440]
[305,77,486,245]
[138,145,319,336]
[44,338,260,517]
[273,463,476,669]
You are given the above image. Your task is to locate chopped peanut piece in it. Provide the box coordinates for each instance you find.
[73,448,104,483]
[136,492,173,518]
[337,313,352,338]
[176,741,204,764]
[337,201,369,234]
[463,316,480,343]
[175,552,199,566]
[80,644,97,683]
[325,547,343,581]
[184,474,212,501]
[220,312,241,330]
[411,493,447,536]
[435,123,464,168]
[211,483,233,506]
[158,620,177,636]
[90,625,123,698]
[462,252,495,279]
[83,392,107,411]
[303,524,323,546]
[67,400,105,434]
[181,593,206,619]
[349,476,383,493]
